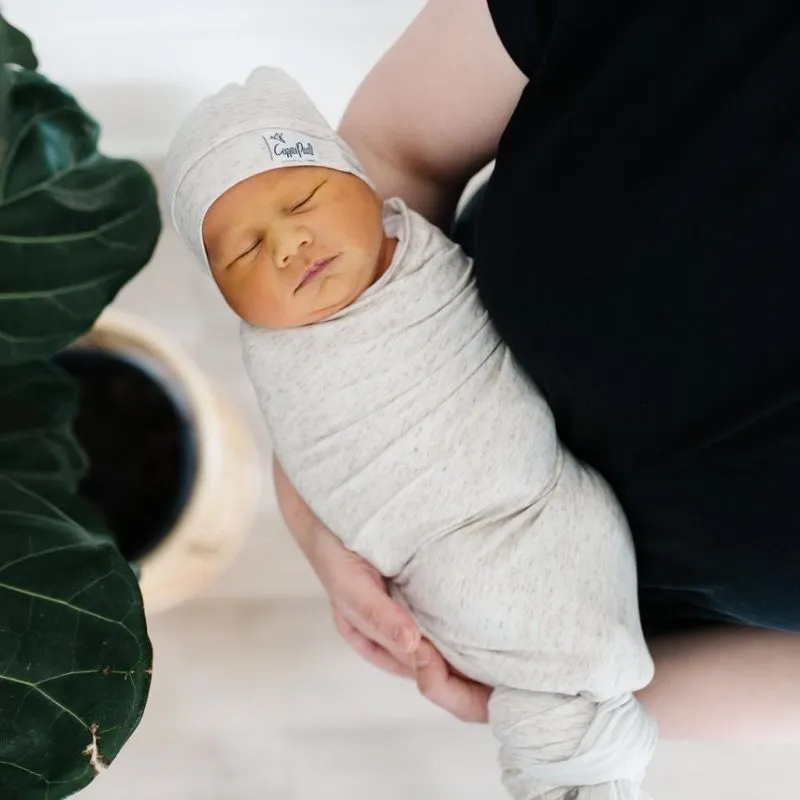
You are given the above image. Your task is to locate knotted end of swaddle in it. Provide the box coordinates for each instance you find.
[164,65,374,271]
[490,688,658,800]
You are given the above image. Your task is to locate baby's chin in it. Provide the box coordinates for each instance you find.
[295,276,357,326]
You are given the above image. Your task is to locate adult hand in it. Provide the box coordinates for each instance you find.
[312,520,492,723]
[274,456,491,722]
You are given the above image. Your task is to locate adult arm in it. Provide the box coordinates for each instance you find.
[634,625,800,744]
[338,0,527,228]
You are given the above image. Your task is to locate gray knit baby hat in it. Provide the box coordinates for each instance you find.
[164,66,374,270]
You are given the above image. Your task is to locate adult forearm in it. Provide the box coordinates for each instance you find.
[636,624,800,744]
[272,454,319,554]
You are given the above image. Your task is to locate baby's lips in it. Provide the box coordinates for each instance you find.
[295,254,337,293]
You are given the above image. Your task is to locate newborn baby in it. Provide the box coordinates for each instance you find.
[165,67,658,800]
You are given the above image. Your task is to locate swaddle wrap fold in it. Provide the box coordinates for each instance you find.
[241,196,658,799]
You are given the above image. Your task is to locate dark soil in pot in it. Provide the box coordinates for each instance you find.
[54,347,199,563]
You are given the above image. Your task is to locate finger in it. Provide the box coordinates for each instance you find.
[310,531,422,657]
[412,642,491,724]
[333,609,416,678]
[337,580,421,657]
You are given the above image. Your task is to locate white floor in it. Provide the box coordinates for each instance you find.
[4,1,799,797]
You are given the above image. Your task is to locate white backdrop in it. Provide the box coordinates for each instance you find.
[1,0,426,158]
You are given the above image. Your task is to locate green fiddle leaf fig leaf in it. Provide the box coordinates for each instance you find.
[0,24,160,796]
[0,68,161,366]
[0,360,116,548]
[0,360,86,496]
[0,474,152,799]
[0,12,38,70]
[0,11,38,165]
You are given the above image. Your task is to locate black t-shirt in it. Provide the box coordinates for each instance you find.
[478,0,800,636]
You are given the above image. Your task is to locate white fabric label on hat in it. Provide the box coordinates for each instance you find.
[262,130,321,164]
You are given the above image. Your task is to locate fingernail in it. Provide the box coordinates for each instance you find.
[396,628,416,652]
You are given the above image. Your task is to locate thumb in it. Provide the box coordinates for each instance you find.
[412,641,491,724]
[334,555,420,656]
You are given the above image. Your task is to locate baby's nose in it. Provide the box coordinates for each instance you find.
[277,230,311,268]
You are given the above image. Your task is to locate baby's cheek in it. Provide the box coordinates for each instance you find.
[241,291,288,329]
[216,274,273,327]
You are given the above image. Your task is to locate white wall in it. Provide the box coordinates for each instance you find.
[1,0,426,158]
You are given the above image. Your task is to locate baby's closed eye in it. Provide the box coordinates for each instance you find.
[290,180,327,212]
[231,239,262,266]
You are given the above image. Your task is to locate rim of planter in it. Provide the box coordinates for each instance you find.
[74,307,263,615]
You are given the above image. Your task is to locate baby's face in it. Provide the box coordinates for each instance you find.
[202,165,396,328]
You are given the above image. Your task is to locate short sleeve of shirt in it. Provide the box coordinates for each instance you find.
[486,0,557,78]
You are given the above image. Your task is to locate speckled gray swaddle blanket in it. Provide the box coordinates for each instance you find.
[241,195,658,800]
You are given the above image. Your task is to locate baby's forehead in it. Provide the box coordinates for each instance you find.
[220,163,334,201]
[256,164,331,190]
[200,165,335,244]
